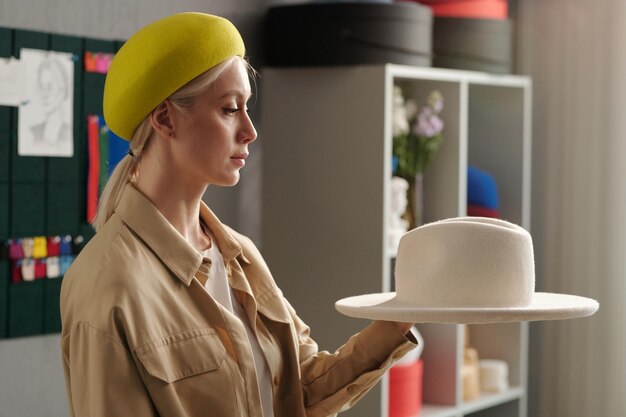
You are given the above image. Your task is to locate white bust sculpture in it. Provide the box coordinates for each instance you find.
[389,176,409,252]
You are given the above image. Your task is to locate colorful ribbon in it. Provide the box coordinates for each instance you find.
[87,115,100,224]
[99,117,110,196]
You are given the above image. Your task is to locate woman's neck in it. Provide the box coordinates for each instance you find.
[134,147,212,252]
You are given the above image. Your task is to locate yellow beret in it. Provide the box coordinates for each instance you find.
[103,12,245,140]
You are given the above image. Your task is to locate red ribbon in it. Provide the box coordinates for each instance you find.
[87,115,100,224]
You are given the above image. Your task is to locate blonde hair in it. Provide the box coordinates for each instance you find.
[93,56,255,231]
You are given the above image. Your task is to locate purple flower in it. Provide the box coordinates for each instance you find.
[414,107,444,137]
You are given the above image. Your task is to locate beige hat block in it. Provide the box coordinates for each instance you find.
[336,217,599,324]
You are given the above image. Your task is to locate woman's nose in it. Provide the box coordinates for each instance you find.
[239,111,258,144]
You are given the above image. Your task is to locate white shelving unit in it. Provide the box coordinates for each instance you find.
[260,64,531,417]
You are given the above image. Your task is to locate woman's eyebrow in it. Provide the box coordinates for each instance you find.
[219,89,253,99]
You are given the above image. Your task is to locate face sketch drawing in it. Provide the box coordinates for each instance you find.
[18,49,74,157]
[29,55,70,144]
[37,57,69,117]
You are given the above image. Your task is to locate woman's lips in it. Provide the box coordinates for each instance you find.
[231,154,247,167]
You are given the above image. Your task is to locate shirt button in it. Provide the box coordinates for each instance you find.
[273,375,280,386]
[346,384,359,395]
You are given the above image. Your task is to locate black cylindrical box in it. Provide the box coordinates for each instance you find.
[432,17,512,74]
[266,2,433,67]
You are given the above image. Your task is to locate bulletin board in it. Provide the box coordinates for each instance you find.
[0,27,126,339]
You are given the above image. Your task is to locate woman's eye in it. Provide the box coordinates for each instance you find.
[223,107,239,114]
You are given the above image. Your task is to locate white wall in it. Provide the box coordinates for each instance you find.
[514,1,626,416]
[0,1,298,415]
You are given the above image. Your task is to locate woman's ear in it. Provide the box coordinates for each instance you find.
[149,101,176,138]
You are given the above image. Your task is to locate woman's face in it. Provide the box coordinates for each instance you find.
[170,60,257,187]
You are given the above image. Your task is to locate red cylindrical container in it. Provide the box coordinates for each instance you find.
[403,0,508,20]
[389,359,424,417]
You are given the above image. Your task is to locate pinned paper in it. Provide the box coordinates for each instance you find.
[84,51,97,72]
[84,51,114,74]
[0,57,26,106]
[47,236,61,256]
[18,48,74,157]
[21,258,36,281]
[96,53,112,73]
[60,255,74,275]
[34,258,47,279]
[11,260,22,283]
[60,235,72,255]
[33,236,48,258]
[22,237,34,258]
[47,257,61,278]
[9,239,24,259]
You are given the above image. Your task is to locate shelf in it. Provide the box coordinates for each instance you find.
[419,404,459,417]
[388,64,531,88]
[261,64,531,417]
[460,387,524,415]
[403,388,524,417]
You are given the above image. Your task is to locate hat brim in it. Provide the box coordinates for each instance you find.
[335,292,599,324]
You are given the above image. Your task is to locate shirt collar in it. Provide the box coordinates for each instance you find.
[114,183,244,286]
[198,199,244,263]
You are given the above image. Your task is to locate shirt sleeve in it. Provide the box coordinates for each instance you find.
[61,322,157,417]
[283,299,419,417]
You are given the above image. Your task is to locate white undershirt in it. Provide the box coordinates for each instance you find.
[201,237,275,417]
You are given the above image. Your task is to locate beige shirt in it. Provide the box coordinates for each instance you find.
[60,183,417,417]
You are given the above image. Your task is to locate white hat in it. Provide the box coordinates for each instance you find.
[335,217,599,324]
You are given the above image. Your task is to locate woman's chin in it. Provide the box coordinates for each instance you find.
[211,173,240,187]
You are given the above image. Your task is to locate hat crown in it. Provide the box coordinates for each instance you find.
[395,217,535,308]
[103,12,245,140]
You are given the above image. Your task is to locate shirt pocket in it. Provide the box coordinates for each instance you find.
[135,328,226,383]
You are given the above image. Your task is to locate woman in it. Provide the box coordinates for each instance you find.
[60,12,416,417]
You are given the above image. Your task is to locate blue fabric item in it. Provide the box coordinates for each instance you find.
[60,255,75,276]
[467,165,499,210]
[108,123,130,177]
[60,235,73,256]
